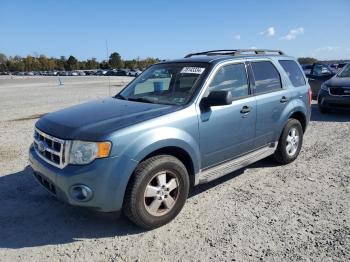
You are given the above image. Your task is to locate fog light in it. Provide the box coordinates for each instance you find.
[70,185,93,202]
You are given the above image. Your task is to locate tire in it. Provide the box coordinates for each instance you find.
[123,155,190,229]
[274,119,303,165]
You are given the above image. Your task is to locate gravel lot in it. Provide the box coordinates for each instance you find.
[0,76,349,262]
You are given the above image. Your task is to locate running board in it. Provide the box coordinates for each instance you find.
[198,143,277,184]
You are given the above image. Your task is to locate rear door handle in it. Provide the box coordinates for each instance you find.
[240,106,252,114]
[280,96,288,103]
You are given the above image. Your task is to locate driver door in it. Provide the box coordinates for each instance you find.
[198,62,256,169]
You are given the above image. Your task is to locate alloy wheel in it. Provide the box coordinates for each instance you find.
[286,127,300,157]
[143,171,179,217]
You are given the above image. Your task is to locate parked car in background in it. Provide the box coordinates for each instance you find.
[95,70,108,76]
[318,63,350,113]
[128,69,142,77]
[84,70,95,76]
[305,63,336,98]
[29,49,312,229]
[302,64,313,75]
[106,69,142,77]
[330,63,347,73]
[76,71,86,76]
[58,71,69,76]
[0,68,144,77]
[105,69,119,76]
[116,69,129,76]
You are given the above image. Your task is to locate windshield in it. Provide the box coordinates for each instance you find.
[338,64,350,78]
[116,63,209,105]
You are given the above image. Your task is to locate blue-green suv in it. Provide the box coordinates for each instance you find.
[29,49,312,228]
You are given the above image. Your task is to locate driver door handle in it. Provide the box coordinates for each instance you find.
[280,96,288,103]
[240,106,252,114]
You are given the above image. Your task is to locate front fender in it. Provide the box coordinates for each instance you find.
[106,127,200,211]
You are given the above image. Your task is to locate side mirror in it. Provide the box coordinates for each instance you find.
[201,90,233,107]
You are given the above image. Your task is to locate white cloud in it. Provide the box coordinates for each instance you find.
[314,46,339,52]
[259,27,275,37]
[281,27,304,40]
[234,34,241,40]
[250,46,257,49]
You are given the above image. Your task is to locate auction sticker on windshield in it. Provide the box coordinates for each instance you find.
[180,67,205,74]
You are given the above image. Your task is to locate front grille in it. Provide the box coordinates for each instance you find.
[329,87,350,96]
[33,128,70,169]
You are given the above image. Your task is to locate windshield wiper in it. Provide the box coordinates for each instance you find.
[127,97,155,104]
[117,95,176,105]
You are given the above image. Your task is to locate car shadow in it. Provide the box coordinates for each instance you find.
[310,104,350,122]
[1,157,276,249]
[0,166,143,249]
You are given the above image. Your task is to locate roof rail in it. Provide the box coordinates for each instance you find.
[184,49,285,58]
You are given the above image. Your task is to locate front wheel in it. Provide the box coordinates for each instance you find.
[274,119,303,165]
[123,155,189,229]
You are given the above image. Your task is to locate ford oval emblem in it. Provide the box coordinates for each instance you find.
[37,141,48,153]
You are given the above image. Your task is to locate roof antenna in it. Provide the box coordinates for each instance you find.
[105,40,111,96]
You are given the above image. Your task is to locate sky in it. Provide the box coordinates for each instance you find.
[1,0,350,61]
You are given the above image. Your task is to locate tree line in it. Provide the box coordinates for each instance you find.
[0,52,161,72]
[297,57,350,65]
[1,53,347,72]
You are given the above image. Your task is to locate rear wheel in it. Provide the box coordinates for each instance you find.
[123,155,189,229]
[274,119,303,164]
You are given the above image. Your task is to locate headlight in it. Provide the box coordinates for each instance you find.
[321,83,329,91]
[69,141,111,165]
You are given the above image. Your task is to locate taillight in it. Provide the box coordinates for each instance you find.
[308,88,312,107]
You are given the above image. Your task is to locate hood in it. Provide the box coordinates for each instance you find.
[36,97,180,140]
[326,76,350,87]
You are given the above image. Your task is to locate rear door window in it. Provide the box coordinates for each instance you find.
[251,61,282,94]
[279,60,306,87]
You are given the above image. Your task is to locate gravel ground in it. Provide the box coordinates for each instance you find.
[0,76,349,262]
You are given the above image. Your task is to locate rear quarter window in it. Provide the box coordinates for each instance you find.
[279,60,306,87]
[251,61,282,94]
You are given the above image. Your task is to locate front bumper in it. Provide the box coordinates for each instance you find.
[318,89,350,110]
[29,144,137,212]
